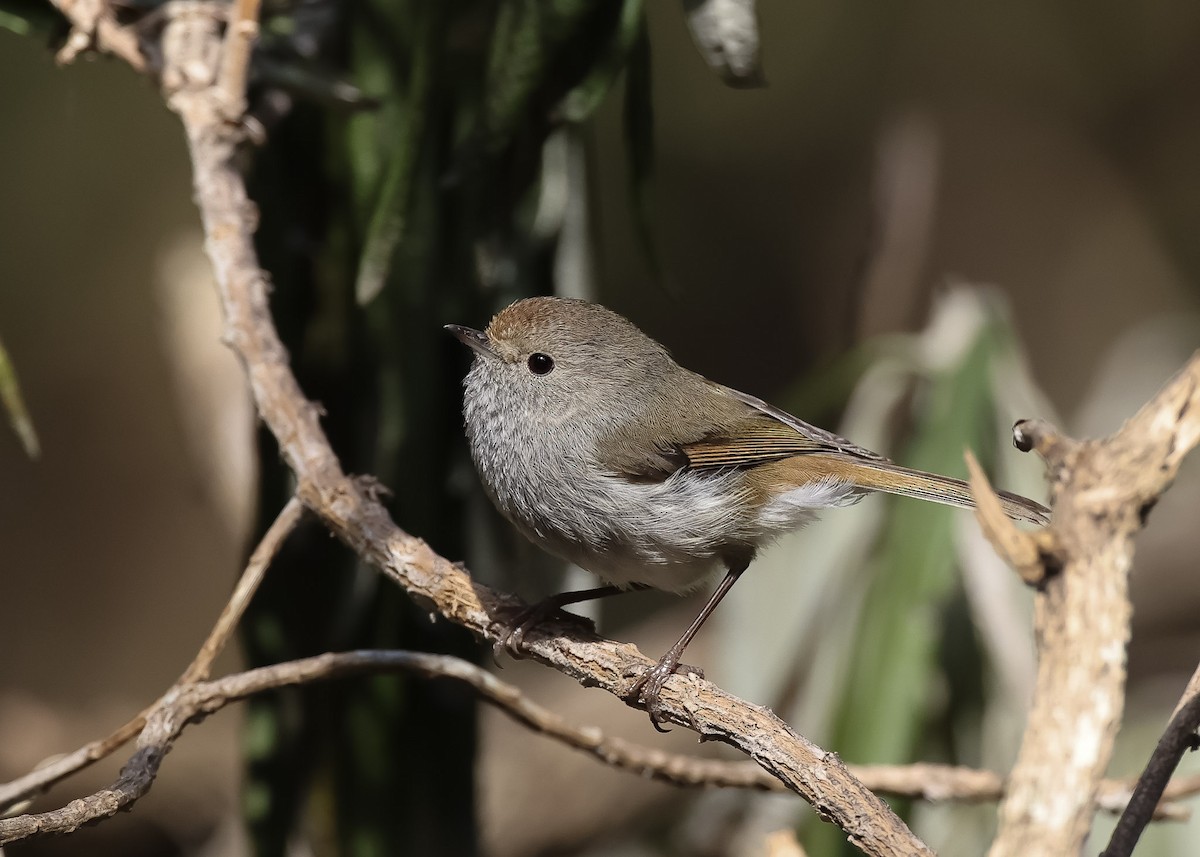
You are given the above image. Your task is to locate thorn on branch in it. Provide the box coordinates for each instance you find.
[353,474,393,503]
[965,449,1049,586]
[1011,418,1074,467]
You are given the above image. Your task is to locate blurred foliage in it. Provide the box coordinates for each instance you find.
[797,294,1036,857]
[240,1,658,855]
[834,323,1001,764]
[0,0,62,38]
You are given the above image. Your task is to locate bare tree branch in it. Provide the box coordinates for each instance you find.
[214,0,261,120]
[852,767,1195,822]
[1098,774,1200,822]
[6,646,1197,845]
[975,355,1200,857]
[6,652,947,842]
[0,715,144,822]
[185,124,931,857]
[181,496,305,682]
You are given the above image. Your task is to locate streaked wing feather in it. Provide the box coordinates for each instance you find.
[717,384,888,462]
[683,417,833,468]
[596,379,888,481]
[681,383,890,471]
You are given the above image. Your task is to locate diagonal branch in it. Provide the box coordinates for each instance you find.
[1102,663,1200,856]
[181,496,305,682]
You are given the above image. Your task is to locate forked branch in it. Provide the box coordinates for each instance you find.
[970,355,1200,857]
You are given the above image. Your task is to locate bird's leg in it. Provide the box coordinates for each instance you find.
[626,559,749,732]
[496,583,647,662]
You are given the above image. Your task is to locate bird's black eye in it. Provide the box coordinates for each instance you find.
[527,353,555,375]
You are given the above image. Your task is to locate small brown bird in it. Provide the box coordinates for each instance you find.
[447,297,1047,728]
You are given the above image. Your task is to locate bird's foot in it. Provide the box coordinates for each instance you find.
[624,652,704,733]
[491,592,606,666]
[491,600,562,665]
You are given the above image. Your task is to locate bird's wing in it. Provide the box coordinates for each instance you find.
[596,381,888,481]
[677,383,888,471]
[713,384,888,462]
[681,413,838,469]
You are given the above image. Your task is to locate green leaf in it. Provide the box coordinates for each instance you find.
[0,0,63,38]
[0,334,39,459]
[354,4,438,305]
[477,0,605,154]
[833,320,1000,764]
[558,0,645,123]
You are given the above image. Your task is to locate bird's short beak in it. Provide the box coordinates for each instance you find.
[444,324,497,359]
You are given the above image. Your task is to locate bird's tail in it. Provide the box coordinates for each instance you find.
[848,458,1049,525]
[780,454,1050,525]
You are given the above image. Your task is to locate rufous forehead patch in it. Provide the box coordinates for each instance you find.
[486,297,563,343]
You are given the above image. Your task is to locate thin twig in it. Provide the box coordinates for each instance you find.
[0,651,818,842]
[0,715,146,819]
[0,496,305,815]
[1102,665,1200,856]
[849,767,1193,821]
[1097,776,1199,822]
[181,496,305,682]
[215,0,262,121]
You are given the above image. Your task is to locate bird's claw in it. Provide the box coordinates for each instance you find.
[492,602,558,666]
[490,585,622,668]
[492,620,531,665]
[625,657,703,732]
[489,638,510,669]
